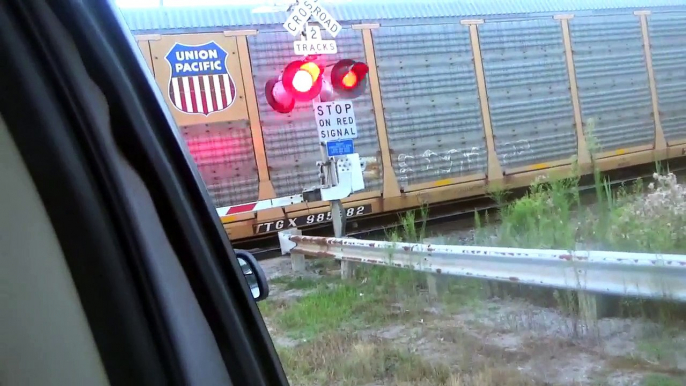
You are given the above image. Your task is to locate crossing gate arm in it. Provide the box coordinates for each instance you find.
[215,153,365,217]
[216,195,304,217]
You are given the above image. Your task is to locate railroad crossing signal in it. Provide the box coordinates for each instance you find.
[266,59,369,114]
[282,60,324,101]
[331,59,369,99]
[266,59,324,113]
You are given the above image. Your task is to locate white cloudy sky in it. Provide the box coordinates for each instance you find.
[116,0,266,7]
[115,0,355,8]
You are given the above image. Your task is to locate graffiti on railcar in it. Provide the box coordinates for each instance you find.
[499,140,534,167]
[397,140,538,181]
[397,147,482,181]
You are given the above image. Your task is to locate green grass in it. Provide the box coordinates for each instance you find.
[269,275,321,290]
[263,157,686,385]
[275,332,454,386]
[263,263,484,339]
[642,374,684,386]
[275,330,545,386]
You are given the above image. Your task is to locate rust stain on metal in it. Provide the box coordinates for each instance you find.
[345,256,363,262]
[435,268,442,274]
[292,236,331,247]
[559,254,573,261]
[509,277,520,282]
[402,245,413,252]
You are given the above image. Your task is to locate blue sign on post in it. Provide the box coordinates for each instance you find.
[326,139,355,157]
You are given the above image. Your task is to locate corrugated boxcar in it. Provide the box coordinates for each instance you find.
[121,0,686,240]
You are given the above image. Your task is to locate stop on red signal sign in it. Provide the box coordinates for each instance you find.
[314,100,358,141]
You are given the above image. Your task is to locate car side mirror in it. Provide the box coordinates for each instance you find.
[234,249,269,302]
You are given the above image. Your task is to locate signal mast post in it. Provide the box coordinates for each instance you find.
[318,139,352,278]
[267,1,366,279]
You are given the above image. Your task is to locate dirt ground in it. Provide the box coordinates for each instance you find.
[257,257,686,386]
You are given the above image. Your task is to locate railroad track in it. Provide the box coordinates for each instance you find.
[232,159,686,261]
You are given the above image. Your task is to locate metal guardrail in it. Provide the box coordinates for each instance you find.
[279,234,686,301]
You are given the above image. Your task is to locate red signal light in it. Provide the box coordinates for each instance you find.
[266,59,325,114]
[266,59,366,113]
[331,60,369,99]
[282,60,324,101]
[265,77,295,114]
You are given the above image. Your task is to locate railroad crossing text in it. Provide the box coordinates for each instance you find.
[314,101,358,141]
[294,40,338,55]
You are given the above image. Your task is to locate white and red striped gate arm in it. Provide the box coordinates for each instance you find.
[215,194,304,217]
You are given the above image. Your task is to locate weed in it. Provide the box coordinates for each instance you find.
[270,275,320,290]
[493,174,580,249]
[386,203,429,243]
[276,331,544,386]
[276,332,451,385]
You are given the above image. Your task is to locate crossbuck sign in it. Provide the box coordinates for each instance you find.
[283,0,341,55]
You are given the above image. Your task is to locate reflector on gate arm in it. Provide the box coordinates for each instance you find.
[281,236,686,302]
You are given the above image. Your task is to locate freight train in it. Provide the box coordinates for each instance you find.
[120,0,686,241]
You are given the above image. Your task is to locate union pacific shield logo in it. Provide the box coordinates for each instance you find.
[165,41,236,116]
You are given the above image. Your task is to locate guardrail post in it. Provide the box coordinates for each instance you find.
[278,228,305,273]
[332,200,355,279]
[578,291,613,323]
[423,238,441,298]
[340,260,354,279]
[426,273,439,298]
[574,243,614,322]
